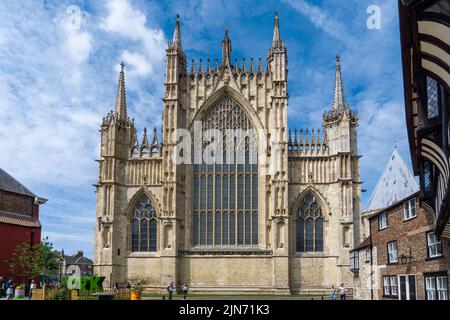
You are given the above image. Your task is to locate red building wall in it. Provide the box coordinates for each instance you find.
[0,223,41,279]
[0,189,42,281]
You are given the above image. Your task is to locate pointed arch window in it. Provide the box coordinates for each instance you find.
[192,96,258,246]
[296,193,324,252]
[131,194,157,252]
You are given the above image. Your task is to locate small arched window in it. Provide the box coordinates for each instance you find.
[296,193,324,252]
[131,194,157,252]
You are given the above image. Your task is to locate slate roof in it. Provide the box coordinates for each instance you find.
[0,168,36,198]
[364,147,419,212]
[63,252,93,265]
[352,236,372,251]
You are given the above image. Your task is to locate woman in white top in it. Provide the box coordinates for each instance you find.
[29,280,36,300]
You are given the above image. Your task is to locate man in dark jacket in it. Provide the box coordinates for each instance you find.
[0,276,5,298]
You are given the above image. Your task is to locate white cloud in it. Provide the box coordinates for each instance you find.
[100,0,166,65]
[284,0,355,43]
[0,1,169,258]
[121,50,152,76]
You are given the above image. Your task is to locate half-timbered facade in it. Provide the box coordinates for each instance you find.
[399,0,450,239]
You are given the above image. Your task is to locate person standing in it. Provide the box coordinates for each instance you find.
[29,280,36,300]
[167,281,174,300]
[182,283,188,300]
[330,285,337,300]
[126,282,131,290]
[338,283,347,300]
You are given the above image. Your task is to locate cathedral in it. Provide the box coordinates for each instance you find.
[94,13,362,293]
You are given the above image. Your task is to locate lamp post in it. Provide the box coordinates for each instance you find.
[400,248,413,265]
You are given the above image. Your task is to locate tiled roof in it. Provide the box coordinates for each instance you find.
[0,168,36,198]
[0,210,41,228]
[353,236,372,251]
[364,147,419,212]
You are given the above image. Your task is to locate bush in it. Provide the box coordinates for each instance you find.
[50,287,69,300]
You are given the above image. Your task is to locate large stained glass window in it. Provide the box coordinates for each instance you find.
[131,194,157,252]
[193,96,258,246]
[296,193,323,252]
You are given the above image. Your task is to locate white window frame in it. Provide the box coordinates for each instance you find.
[427,232,443,258]
[403,198,417,221]
[425,275,448,300]
[379,212,388,230]
[365,249,371,263]
[383,277,391,296]
[437,276,448,300]
[388,241,398,264]
[383,276,398,297]
[350,251,359,270]
[426,277,437,300]
[390,276,398,296]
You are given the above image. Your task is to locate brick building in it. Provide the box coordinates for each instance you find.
[0,168,46,280]
[60,250,94,277]
[351,149,450,300]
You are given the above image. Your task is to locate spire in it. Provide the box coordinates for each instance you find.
[172,14,182,49]
[332,54,346,110]
[272,11,281,48]
[151,127,159,151]
[221,28,232,66]
[115,62,127,120]
[141,128,149,153]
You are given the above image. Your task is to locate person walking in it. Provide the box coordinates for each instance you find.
[6,279,14,300]
[182,283,188,300]
[330,285,337,300]
[29,280,36,300]
[338,283,347,300]
[167,281,174,300]
[0,276,5,299]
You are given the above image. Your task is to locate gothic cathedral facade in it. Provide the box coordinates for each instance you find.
[94,13,362,293]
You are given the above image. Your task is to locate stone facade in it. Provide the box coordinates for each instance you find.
[93,13,362,293]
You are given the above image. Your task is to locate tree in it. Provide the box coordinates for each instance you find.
[4,242,40,286]
[37,237,61,284]
[4,237,62,287]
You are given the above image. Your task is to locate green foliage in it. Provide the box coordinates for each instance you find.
[4,242,40,284]
[38,237,62,282]
[133,278,146,293]
[4,237,61,286]
[50,286,69,300]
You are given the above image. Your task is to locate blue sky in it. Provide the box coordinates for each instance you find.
[0,0,410,258]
